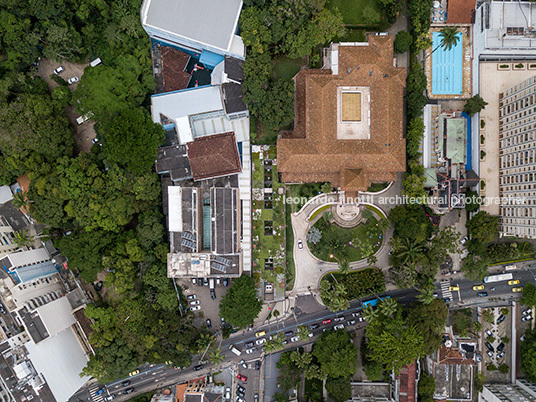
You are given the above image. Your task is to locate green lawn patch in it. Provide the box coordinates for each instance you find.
[364,204,386,218]
[308,214,383,262]
[367,182,389,192]
[272,57,305,81]
[325,268,386,299]
[308,204,332,221]
[326,0,383,25]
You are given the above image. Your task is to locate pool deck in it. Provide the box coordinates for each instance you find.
[425,26,472,99]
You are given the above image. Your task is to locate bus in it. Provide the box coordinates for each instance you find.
[362,296,391,308]
[483,273,513,283]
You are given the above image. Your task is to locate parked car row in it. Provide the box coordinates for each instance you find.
[53,65,79,84]
[522,307,533,322]
[191,277,229,287]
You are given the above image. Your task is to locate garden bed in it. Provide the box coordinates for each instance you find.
[307,212,383,262]
[322,268,386,300]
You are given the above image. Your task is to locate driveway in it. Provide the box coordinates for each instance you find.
[288,179,403,297]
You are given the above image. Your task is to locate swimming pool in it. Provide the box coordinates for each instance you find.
[432,32,463,95]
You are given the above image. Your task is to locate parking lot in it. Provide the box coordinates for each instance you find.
[179,278,231,330]
[481,306,512,381]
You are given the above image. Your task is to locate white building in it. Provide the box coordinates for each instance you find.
[140,0,245,61]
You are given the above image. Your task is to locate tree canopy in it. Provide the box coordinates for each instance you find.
[312,330,358,378]
[219,275,263,328]
[521,328,536,383]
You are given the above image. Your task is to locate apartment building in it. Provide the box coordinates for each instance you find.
[498,75,536,238]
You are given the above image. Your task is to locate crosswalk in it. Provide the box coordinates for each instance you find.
[88,384,105,402]
[440,280,452,300]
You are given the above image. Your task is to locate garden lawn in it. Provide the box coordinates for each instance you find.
[308,215,382,262]
[326,0,383,25]
[272,57,305,81]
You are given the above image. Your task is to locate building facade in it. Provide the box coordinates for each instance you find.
[480,381,536,401]
[498,75,536,238]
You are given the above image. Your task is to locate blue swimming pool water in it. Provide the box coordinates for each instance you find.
[432,32,463,95]
[462,112,471,171]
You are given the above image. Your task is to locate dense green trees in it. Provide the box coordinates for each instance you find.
[521,283,536,308]
[394,30,413,54]
[466,211,499,245]
[240,0,345,137]
[406,299,448,355]
[319,280,350,312]
[405,58,428,121]
[418,372,436,402]
[219,275,263,328]
[313,330,358,378]
[464,95,488,117]
[521,328,536,382]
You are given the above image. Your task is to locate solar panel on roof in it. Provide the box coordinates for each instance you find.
[212,263,227,273]
[182,231,197,241]
[181,239,197,250]
[215,256,231,266]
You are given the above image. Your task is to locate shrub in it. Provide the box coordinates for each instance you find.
[481,135,485,144]
[481,150,486,159]
[481,180,486,189]
[486,363,497,371]
[481,119,486,128]
[482,309,494,323]
[487,335,495,343]
[464,95,489,117]
[499,64,509,69]
[499,364,510,374]
[394,31,413,54]
[406,58,428,120]
[515,63,524,69]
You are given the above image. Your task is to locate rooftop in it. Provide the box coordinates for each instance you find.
[446,0,475,24]
[160,46,192,92]
[187,132,242,180]
[277,35,406,195]
[485,1,536,50]
[141,0,243,53]
[156,145,193,182]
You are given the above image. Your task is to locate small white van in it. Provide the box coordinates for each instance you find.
[89,58,102,67]
[229,345,242,356]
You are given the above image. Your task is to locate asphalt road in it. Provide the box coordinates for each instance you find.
[71,266,536,402]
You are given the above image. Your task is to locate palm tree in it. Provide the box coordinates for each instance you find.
[363,304,379,323]
[209,348,224,365]
[296,325,311,340]
[196,333,215,353]
[338,259,351,275]
[13,230,34,248]
[379,297,398,317]
[396,238,425,265]
[367,254,378,266]
[417,285,436,305]
[264,333,285,353]
[438,26,460,51]
[11,191,30,210]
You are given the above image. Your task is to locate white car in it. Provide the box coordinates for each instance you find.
[67,76,79,84]
[522,315,533,322]
[297,240,303,249]
[333,324,345,331]
[255,338,266,346]
[190,306,201,312]
[290,336,299,342]
[245,348,255,354]
[189,300,200,306]
[187,294,197,300]
[523,308,532,315]
[225,388,231,400]
[308,332,314,338]
[351,312,361,318]
[53,66,64,74]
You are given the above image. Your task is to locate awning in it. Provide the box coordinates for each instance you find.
[199,51,224,68]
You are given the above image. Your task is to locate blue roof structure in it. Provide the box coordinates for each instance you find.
[12,261,58,284]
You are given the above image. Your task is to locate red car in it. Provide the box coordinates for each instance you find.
[322,319,332,325]
[237,374,248,382]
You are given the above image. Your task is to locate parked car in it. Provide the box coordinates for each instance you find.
[477,292,488,297]
[128,370,139,377]
[254,394,259,402]
[508,279,520,286]
[523,308,532,315]
[461,236,468,245]
[449,286,459,291]
[297,240,303,249]
[193,365,204,371]
[485,329,493,337]
[197,278,203,286]
[53,66,64,74]
[334,316,345,322]
[351,312,361,318]
[473,285,485,291]
[223,278,229,287]
[497,350,506,358]
[284,330,294,337]
[187,294,197,300]
[0,304,7,314]
[236,385,246,394]
[512,287,523,293]
[206,319,212,328]
[310,323,320,330]
[189,300,200,306]
[245,347,255,354]
[290,336,300,342]
[522,315,533,322]
[357,316,365,322]
[95,387,105,395]
[497,314,506,324]
[255,338,266,345]
[121,380,131,386]
[347,320,356,326]
[245,341,255,348]
[225,388,231,400]
[485,341,494,351]
[333,324,345,330]
[94,281,103,291]
[236,397,245,402]
[191,278,197,285]
[190,306,201,312]
[124,387,134,394]
[203,278,209,286]
[236,390,245,398]
[210,289,216,300]
[442,297,452,303]
[216,278,221,285]
[67,76,79,84]
[240,360,248,369]
[237,374,248,382]
[255,360,261,370]
[308,332,314,338]
[255,331,266,337]
[322,319,332,325]
[104,396,114,401]
[486,350,494,358]
[497,342,505,352]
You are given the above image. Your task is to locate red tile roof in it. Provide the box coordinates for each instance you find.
[398,361,417,402]
[161,46,192,92]
[446,0,475,24]
[277,35,406,193]
[187,132,242,180]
